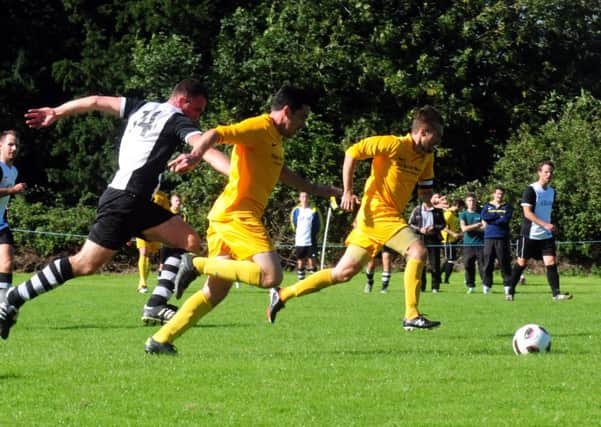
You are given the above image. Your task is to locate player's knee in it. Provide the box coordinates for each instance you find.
[184,233,202,253]
[407,241,427,260]
[261,270,283,288]
[333,263,361,283]
[68,257,97,276]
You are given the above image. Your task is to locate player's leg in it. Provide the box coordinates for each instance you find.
[0,239,116,339]
[137,242,151,292]
[442,243,456,284]
[147,218,283,353]
[267,245,368,323]
[381,249,391,293]
[541,239,571,300]
[506,237,527,300]
[172,217,273,293]
[307,248,318,274]
[296,247,306,281]
[0,235,14,291]
[142,247,186,325]
[147,267,234,354]
[499,238,513,290]
[386,227,440,330]
[147,250,283,352]
[364,257,376,293]
[143,215,201,254]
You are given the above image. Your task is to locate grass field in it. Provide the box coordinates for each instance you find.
[1,270,599,426]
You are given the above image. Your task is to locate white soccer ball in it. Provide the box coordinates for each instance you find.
[512,324,551,355]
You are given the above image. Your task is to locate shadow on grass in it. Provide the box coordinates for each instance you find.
[0,373,21,380]
[45,321,254,331]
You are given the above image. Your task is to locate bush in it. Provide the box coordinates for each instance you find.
[9,196,95,257]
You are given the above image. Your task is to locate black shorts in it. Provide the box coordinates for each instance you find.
[0,227,14,245]
[295,245,317,259]
[88,188,174,250]
[516,236,556,260]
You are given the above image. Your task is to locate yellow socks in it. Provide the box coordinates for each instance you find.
[153,291,213,343]
[138,255,150,287]
[404,258,423,320]
[279,269,334,302]
[193,257,261,286]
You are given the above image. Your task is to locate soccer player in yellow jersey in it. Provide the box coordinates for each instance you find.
[441,198,464,284]
[267,105,445,331]
[145,86,341,354]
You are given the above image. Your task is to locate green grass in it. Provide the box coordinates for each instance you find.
[1,271,599,426]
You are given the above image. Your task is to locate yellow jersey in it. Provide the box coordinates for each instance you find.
[152,191,170,210]
[209,114,284,220]
[346,133,434,222]
[441,209,460,243]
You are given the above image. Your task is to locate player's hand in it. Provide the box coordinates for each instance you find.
[25,108,57,129]
[168,153,201,174]
[12,183,26,194]
[340,190,360,212]
[544,222,556,233]
[433,194,449,209]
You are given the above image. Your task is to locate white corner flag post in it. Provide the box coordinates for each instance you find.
[320,196,337,270]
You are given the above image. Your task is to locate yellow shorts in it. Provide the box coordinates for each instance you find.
[346,216,416,259]
[207,215,274,260]
[135,238,161,253]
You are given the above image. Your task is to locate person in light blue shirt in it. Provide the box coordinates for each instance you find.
[0,130,26,292]
[505,160,572,301]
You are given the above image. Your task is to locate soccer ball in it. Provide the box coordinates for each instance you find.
[512,324,551,355]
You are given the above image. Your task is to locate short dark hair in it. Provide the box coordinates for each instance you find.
[171,79,209,101]
[465,192,476,200]
[494,186,505,193]
[0,130,18,143]
[452,198,464,208]
[538,160,554,171]
[271,86,313,112]
[412,105,444,135]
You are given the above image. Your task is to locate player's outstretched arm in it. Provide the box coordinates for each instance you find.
[25,96,122,128]
[279,165,342,199]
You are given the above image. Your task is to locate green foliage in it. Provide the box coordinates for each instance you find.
[125,33,202,99]
[10,196,94,257]
[3,0,601,258]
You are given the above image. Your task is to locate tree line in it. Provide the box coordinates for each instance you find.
[2,0,600,266]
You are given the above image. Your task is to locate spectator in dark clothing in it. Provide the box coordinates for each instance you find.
[481,186,513,296]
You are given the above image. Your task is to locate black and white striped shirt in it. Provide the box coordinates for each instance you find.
[108,98,202,200]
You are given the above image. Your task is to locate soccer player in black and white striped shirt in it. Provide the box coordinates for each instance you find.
[505,160,572,301]
[0,79,230,340]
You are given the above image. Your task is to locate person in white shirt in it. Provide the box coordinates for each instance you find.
[290,192,321,280]
[506,160,572,301]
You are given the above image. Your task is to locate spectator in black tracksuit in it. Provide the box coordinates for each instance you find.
[409,194,446,292]
[480,186,513,296]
